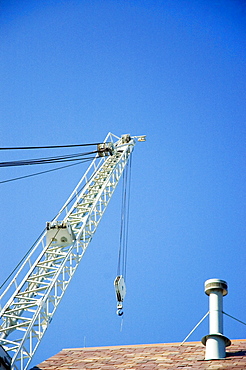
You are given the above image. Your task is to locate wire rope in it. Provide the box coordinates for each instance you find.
[223,311,246,326]
[0,157,95,184]
[124,155,132,279]
[0,150,97,167]
[117,168,126,276]
[117,154,132,281]
[0,143,101,150]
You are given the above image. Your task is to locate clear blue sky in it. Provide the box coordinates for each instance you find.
[0,0,245,367]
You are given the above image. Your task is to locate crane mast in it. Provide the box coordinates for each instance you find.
[0,133,145,370]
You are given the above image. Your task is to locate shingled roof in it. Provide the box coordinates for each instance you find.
[33,339,246,369]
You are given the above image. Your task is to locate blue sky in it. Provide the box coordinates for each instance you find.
[0,0,245,367]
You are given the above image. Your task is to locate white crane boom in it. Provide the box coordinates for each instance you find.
[0,133,145,370]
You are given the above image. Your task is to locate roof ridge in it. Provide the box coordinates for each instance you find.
[62,338,246,351]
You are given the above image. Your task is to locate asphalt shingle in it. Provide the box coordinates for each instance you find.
[33,340,246,370]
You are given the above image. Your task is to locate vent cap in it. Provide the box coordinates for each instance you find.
[204,278,228,296]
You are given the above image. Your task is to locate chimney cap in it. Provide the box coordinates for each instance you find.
[204,279,228,296]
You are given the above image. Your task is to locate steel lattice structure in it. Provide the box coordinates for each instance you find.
[0,133,145,370]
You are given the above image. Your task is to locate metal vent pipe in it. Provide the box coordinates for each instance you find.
[201,278,231,360]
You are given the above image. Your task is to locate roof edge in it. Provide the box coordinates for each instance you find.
[62,339,246,352]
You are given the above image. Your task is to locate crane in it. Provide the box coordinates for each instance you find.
[0,132,145,370]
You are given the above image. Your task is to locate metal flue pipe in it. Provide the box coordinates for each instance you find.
[201,279,231,360]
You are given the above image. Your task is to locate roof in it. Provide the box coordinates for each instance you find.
[33,339,246,369]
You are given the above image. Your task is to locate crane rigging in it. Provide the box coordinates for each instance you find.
[0,142,108,184]
[0,132,146,370]
[114,153,132,316]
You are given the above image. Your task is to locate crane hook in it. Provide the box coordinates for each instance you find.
[117,308,124,316]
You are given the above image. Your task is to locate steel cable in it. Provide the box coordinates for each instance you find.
[0,157,96,184]
[117,153,132,280]
[0,150,97,167]
[0,142,101,150]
